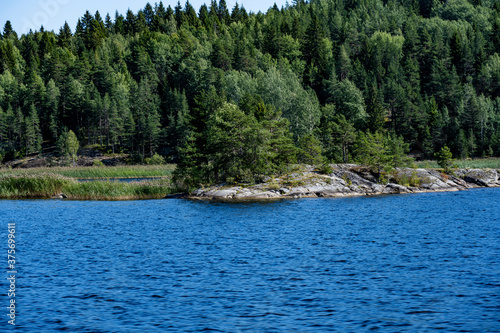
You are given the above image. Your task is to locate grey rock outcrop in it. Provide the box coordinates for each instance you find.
[187,165,500,201]
[455,169,500,187]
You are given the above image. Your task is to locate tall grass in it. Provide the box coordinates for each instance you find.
[0,165,176,179]
[0,174,174,200]
[415,158,500,169]
[63,179,173,200]
[0,173,76,198]
[454,158,500,169]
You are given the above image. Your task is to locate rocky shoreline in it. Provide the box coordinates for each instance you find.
[182,165,500,201]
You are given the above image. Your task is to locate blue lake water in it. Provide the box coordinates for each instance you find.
[1,189,500,332]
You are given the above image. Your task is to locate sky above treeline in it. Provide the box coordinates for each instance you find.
[1,0,287,35]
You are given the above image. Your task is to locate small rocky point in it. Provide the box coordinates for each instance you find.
[186,165,500,201]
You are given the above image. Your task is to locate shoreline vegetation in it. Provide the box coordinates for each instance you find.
[0,161,499,201]
[0,164,176,179]
[185,164,500,201]
[1,0,500,191]
[1,1,500,204]
[0,173,173,200]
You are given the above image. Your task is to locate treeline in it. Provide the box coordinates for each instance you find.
[0,0,500,173]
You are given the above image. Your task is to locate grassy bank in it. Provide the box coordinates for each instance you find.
[0,165,176,179]
[414,158,500,169]
[0,173,174,200]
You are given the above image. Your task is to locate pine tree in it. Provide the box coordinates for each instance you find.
[136,11,148,33]
[89,11,107,49]
[450,30,463,74]
[13,107,24,152]
[185,1,199,27]
[114,11,125,34]
[144,3,155,28]
[492,13,500,53]
[44,79,61,140]
[435,145,454,173]
[132,78,161,159]
[3,21,16,39]
[356,131,392,181]
[108,100,123,154]
[297,133,323,165]
[231,3,241,23]
[338,44,352,80]
[25,104,42,155]
[174,2,185,28]
[105,14,113,32]
[317,106,357,163]
[125,9,137,35]
[366,84,385,133]
[218,0,230,24]
[0,106,5,142]
[4,105,15,145]
[58,22,72,48]
[302,9,327,88]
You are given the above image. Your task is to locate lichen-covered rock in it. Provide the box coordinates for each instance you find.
[456,169,499,187]
[186,165,499,200]
[243,191,281,199]
[446,176,469,189]
[204,189,239,198]
[384,183,410,194]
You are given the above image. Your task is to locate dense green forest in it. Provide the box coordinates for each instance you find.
[0,0,500,184]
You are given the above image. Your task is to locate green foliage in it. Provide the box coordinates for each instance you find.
[0,165,175,179]
[317,105,357,163]
[434,145,455,173]
[144,153,165,165]
[0,173,75,198]
[327,79,366,128]
[356,131,412,181]
[393,172,411,186]
[63,178,172,200]
[0,172,172,200]
[205,102,261,183]
[386,133,414,168]
[410,171,421,187]
[55,132,68,157]
[296,133,323,165]
[341,173,353,186]
[319,163,333,175]
[356,131,392,181]
[366,84,386,133]
[0,0,499,187]
[25,104,42,155]
[175,100,297,188]
[65,130,79,166]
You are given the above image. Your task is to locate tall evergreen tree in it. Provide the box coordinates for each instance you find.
[366,84,385,133]
[25,104,42,155]
[3,21,16,39]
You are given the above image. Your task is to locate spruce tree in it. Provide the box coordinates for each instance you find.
[25,104,42,155]
[366,84,385,133]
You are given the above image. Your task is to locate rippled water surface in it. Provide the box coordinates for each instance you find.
[2,189,499,332]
